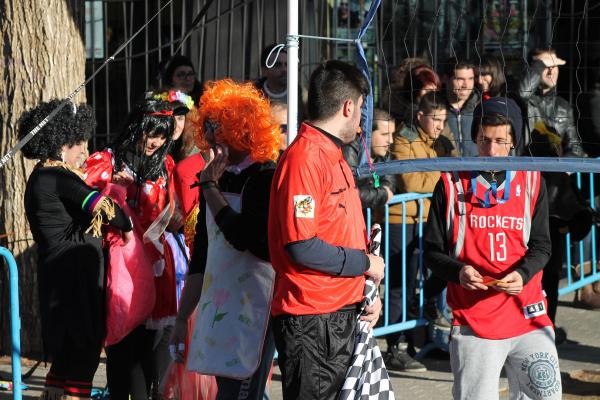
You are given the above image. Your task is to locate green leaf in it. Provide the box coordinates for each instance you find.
[214,312,228,322]
[201,302,210,311]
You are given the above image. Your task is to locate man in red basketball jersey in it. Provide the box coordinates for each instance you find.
[424,97,561,399]
[268,60,385,399]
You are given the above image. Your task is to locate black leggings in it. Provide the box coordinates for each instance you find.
[46,337,102,397]
[105,325,158,400]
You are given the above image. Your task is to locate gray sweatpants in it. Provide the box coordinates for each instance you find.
[450,325,561,400]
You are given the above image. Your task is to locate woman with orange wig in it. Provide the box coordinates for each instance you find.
[169,79,280,400]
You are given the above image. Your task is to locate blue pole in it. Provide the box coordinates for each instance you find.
[590,172,597,275]
[576,173,585,278]
[401,203,406,321]
[0,246,21,400]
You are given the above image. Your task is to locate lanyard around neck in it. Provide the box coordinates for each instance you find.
[470,171,511,208]
[360,134,380,188]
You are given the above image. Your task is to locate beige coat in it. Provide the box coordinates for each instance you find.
[388,125,440,224]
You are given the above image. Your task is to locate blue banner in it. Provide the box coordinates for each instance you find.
[356,0,381,167]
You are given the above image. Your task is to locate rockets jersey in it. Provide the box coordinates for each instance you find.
[442,170,553,339]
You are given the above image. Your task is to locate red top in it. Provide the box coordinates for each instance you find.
[84,149,175,231]
[268,123,366,316]
[173,153,206,216]
[442,170,552,339]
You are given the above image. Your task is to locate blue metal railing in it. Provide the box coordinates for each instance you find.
[368,193,432,338]
[561,172,600,296]
[0,246,22,400]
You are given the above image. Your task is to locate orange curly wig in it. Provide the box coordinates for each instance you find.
[189,79,281,162]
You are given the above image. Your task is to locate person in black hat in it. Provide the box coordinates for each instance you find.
[423,97,562,399]
[255,44,288,103]
[469,95,523,155]
[254,44,306,132]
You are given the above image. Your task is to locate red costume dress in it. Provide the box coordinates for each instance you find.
[84,149,178,344]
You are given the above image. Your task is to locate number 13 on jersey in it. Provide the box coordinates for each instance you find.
[488,232,507,262]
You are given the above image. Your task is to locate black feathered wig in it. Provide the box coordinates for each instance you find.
[18,99,95,161]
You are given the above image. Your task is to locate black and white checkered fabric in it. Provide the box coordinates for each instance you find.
[338,278,395,400]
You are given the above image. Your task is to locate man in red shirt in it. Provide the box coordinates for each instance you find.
[269,60,385,399]
[424,97,561,399]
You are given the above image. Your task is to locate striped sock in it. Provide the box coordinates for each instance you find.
[64,380,93,398]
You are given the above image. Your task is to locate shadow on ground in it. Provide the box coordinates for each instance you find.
[562,370,600,397]
[558,342,600,365]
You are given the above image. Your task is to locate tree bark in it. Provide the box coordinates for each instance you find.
[0,0,86,356]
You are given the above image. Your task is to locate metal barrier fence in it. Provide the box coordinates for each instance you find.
[1,246,22,400]
[368,193,432,338]
[561,172,600,296]
[369,175,600,341]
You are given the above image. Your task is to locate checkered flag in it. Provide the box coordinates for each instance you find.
[339,225,395,400]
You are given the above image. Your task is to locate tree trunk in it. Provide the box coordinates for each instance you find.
[0,0,86,356]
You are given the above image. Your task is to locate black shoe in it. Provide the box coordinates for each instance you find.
[384,343,427,372]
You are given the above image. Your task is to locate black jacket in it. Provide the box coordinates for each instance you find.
[447,91,481,156]
[518,60,584,157]
[342,137,396,209]
[544,171,593,241]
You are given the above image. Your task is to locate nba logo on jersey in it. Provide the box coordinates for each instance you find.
[515,184,521,197]
[523,301,546,319]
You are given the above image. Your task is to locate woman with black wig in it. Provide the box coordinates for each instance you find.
[20,99,133,400]
[84,98,178,399]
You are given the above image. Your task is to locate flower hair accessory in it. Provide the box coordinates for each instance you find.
[153,90,195,110]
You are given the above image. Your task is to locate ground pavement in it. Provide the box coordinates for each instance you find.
[1,291,599,400]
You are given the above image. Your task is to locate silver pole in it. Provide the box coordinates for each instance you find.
[287,0,299,144]
[546,0,552,48]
